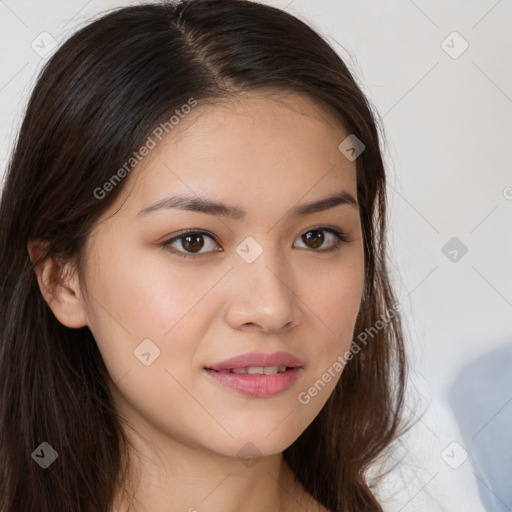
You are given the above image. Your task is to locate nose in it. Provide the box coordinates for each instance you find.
[223,245,301,334]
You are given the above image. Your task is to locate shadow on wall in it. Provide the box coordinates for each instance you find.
[448,342,512,512]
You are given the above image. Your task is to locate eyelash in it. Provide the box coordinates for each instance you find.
[161,226,353,259]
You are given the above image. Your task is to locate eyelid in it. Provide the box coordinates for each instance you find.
[305,224,353,242]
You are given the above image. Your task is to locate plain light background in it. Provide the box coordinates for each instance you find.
[1,1,511,511]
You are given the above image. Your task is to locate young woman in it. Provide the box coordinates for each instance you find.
[0,1,409,510]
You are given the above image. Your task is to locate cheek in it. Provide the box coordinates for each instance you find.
[300,255,364,380]
[89,241,219,333]
[83,251,220,440]
[83,243,222,383]
[305,255,364,337]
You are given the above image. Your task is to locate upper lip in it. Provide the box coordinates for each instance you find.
[205,351,304,371]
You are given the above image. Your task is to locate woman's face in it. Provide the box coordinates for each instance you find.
[79,91,365,459]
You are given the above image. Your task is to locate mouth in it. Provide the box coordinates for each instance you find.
[205,351,304,372]
[203,364,303,398]
[206,365,291,375]
[203,351,304,397]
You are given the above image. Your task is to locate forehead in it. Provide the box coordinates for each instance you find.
[108,90,357,220]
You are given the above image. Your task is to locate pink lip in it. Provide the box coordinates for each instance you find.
[203,351,304,398]
[205,351,304,371]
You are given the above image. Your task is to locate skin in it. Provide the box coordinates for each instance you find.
[29,90,365,512]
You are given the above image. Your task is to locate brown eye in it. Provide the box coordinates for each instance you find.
[294,226,351,252]
[181,233,204,253]
[162,230,220,257]
[302,229,324,249]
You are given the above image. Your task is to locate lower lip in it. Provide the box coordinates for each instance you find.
[203,367,302,398]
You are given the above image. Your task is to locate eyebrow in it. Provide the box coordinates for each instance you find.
[134,190,358,220]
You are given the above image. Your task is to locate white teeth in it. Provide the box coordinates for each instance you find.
[231,368,248,374]
[226,366,288,375]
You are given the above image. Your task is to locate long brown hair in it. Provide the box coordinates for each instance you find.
[0,1,409,510]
